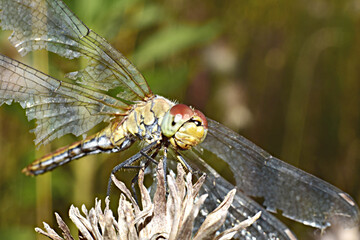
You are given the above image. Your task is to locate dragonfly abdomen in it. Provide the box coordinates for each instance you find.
[22,132,129,176]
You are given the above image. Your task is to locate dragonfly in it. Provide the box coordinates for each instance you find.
[0,0,359,239]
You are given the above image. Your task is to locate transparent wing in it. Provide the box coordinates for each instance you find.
[0,0,151,101]
[192,118,359,232]
[181,148,297,240]
[0,54,128,145]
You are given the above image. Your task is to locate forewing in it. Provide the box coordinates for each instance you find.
[181,148,297,240]
[198,118,359,229]
[0,0,151,101]
[0,54,127,146]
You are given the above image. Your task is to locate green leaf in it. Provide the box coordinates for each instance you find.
[133,21,220,68]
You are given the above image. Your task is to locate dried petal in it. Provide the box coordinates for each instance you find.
[35,162,259,240]
[193,189,236,240]
[55,212,74,240]
[35,222,64,240]
[111,174,140,213]
[69,205,94,240]
[214,212,261,240]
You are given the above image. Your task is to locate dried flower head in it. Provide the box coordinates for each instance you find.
[36,160,261,240]
[316,224,360,240]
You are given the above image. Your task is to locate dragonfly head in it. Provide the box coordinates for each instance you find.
[161,104,208,150]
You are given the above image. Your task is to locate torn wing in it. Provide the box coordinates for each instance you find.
[0,0,151,102]
[0,54,127,146]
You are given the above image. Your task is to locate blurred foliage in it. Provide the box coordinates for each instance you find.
[1,0,360,239]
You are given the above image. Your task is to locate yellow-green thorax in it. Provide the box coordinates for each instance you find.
[109,96,174,146]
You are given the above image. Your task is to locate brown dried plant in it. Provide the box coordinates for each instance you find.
[36,160,261,240]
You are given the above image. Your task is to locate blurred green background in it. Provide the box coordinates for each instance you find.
[0,0,360,239]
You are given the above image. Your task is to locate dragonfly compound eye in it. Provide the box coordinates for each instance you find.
[161,104,208,149]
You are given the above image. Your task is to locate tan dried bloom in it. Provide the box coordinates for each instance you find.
[317,224,360,240]
[36,160,261,240]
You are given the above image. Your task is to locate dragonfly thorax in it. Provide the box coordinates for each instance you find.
[110,96,172,145]
[111,97,208,150]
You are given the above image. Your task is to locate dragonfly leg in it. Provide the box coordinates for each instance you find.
[128,147,168,200]
[140,151,159,165]
[176,152,197,173]
[107,141,159,196]
[130,161,149,203]
[176,152,204,182]
[131,149,161,200]
[162,147,168,190]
